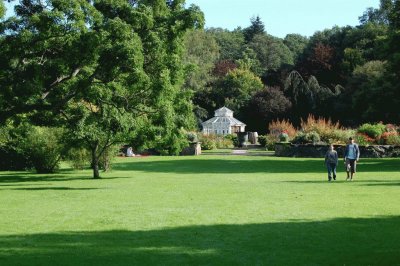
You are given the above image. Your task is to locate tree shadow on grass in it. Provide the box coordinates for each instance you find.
[0,173,91,184]
[0,187,101,191]
[113,158,400,174]
[0,216,399,265]
[0,172,133,184]
[1,158,399,184]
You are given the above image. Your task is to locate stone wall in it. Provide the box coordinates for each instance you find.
[275,143,400,158]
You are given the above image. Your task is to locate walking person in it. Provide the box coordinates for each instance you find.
[325,144,338,181]
[344,137,360,181]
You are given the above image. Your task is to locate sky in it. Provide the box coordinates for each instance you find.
[4,1,381,38]
[185,0,381,37]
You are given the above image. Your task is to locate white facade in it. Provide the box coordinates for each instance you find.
[201,107,246,135]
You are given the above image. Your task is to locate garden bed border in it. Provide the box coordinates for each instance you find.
[275,143,400,158]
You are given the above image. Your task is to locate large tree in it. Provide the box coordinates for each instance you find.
[244,86,292,133]
[283,34,309,64]
[0,0,203,178]
[247,34,294,74]
[207,27,245,60]
[359,0,395,25]
[183,29,219,92]
[243,15,265,42]
[215,67,264,120]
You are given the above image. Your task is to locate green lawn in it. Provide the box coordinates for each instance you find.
[0,156,399,265]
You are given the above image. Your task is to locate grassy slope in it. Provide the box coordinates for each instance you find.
[0,156,399,265]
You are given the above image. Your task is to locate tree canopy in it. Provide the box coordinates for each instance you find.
[0,0,203,177]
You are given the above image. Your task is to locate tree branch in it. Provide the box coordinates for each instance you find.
[42,67,81,99]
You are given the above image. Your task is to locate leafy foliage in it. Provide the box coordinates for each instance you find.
[0,122,32,170]
[23,126,64,173]
[357,123,386,139]
[248,34,294,73]
[66,147,91,170]
[0,0,204,178]
[199,134,217,150]
[292,131,321,144]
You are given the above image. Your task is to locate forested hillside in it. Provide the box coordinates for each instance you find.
[184,0,400,133]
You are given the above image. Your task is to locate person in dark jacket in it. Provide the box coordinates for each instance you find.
[325,144,338,181]
[344,137,360,181]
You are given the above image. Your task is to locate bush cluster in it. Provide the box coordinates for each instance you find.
[300,115,341,143]
[266,117,399,146]
[199,134,235,150]
[66,147,91,170]
[356,123,400,145]
[258,134,276,150]
[23,126,64,173]
[0,123,31,170]
[0,124,64,172]
[357,123,386,139]
[292,131,321,144]
[268,119,296,139]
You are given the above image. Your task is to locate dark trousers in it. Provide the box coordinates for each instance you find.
[327,163,337,180]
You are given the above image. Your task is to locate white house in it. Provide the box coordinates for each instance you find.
[201,107,246,135]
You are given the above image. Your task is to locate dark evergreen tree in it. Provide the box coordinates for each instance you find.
[243,15,265,42]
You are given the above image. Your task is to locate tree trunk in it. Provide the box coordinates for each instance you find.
[91,144,101,179]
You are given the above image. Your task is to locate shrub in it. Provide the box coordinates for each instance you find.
[292,131,321,144]
[225,134,238,147]
[265,135,277,150]
[99,145,119,172]
[386,134,400,145]
[216,138,234,149]
[0,123,32,170]
[268,119,296,139]
[199,135,217,150]
[186,132,198,142]
[199,134,234,149]
[258,135,268,147]
[357,123,385,139]
[0,146,31,171]
[381,131,400,145]
[330,129,356,144]
[259,135,278,150]
[279,132,289,142]
[23,126,64,173]
[66,147,91,170]
[355,133,374,145]
[385,124,398,133]
[300,115,341,143]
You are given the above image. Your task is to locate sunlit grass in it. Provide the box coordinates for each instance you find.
[0,156,399,265]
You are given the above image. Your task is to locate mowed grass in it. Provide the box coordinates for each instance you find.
[0,156,399,265]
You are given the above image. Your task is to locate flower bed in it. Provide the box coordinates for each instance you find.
[275,143,400,158]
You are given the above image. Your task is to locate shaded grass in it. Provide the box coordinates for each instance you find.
[1,217,399,265]
[0,156,399,265]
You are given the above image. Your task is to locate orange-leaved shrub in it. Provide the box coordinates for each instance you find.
[300,114,341,143]
[268,119,296,140]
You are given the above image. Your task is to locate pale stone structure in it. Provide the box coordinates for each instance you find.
[201,107,246,135]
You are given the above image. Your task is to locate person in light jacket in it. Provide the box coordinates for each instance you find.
[325,144,338,181]
[344,137,360,181]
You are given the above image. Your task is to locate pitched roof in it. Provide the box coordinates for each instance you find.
[214,106,233,117]
[202,107,246,126]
